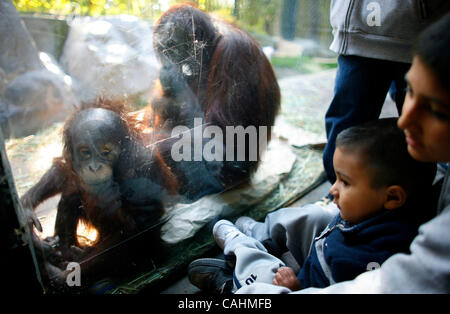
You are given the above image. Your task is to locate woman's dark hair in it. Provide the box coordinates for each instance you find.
[413,12,450,91]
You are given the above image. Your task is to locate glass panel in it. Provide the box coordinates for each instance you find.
[3,0,335,293]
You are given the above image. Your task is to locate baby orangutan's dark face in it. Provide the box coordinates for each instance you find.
[68,109,125,194]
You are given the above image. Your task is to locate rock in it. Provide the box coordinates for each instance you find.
[0,1,77,138]
[60,15,160,105]
[0,0,44,84]
[21,15,69,61]
[2,62,77,138]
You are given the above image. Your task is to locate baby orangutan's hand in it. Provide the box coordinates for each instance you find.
[272,267,301,291]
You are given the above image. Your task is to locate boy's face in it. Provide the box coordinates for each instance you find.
[398,56,450,163]
[330,148,387,224]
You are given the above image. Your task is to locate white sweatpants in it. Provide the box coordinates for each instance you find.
[223,204,337,290]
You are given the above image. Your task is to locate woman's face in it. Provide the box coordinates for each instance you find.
[398,56,450,163]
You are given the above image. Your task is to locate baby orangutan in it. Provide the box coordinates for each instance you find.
[21,103,177,289]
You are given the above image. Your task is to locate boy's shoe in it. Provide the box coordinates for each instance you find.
[188,258,233,295]
[235,216,257,236]
[213,219,243,249]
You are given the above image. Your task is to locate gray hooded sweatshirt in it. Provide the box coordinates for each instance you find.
[329,0,450,63]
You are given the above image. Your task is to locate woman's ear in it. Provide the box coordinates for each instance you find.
[384,185,407,210]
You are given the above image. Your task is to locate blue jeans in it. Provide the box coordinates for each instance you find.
[323,55,411,183]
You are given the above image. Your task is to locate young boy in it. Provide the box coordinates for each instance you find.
[235,12,450,294]
[188,118,436,293]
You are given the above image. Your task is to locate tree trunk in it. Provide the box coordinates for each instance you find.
[281,0,298,40]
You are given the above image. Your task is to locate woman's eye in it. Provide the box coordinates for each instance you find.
[404,85,450,121]
[429,106,450,121]
[405,86,413,97]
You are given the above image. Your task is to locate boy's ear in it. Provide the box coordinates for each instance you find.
[384,185,407,210]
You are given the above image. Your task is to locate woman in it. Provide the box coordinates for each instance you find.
[237,12,450,294]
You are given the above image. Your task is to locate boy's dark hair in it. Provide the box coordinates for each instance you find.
[335,118,436,195]
[413,12,450,91]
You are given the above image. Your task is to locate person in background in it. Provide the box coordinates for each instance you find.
[323,0,450,192]
[237,11,450,294]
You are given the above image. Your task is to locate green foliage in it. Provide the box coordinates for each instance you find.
[234,0,281,35]
[12,0,280,35]
[13,0,173,20]
[12,0,229,20]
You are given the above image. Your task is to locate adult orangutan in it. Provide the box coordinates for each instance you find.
[146,3,281,200]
